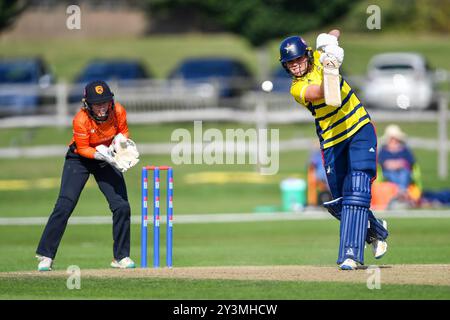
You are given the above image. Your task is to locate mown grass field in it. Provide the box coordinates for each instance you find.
[0,218,450,299]
[2,277,450,300]
[1,122,450,218]
[2,121,450,149]
[1,120,450,217]
[1,124,448,300]
[1,32,450,301]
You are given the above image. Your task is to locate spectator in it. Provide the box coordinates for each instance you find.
[378,124,415,197]
[309,148,327,185]
[307,145,332,206]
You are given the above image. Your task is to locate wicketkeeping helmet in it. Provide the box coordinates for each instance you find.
[82,80,115,122]
[279,36,313,76]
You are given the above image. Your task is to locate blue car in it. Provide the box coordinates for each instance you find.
[168,57,255,98]
[270,66,292,93]
[0,58,54,116]
[69,59,152,103]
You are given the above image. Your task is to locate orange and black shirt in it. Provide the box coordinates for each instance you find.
[69,102,129,159]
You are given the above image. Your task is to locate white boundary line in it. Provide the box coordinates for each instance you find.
[1,210,450,226]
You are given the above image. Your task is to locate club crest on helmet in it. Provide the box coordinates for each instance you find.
[95,85,104,94]
[284,43,296,54]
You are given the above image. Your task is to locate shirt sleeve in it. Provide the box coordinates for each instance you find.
[290,80,309,106]
[73,116,96,159]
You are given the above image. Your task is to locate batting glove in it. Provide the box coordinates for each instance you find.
[323,44,344,65]
[316,33,339,51]
[320,53,341,69]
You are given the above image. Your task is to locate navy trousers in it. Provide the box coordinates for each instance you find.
[322,123,378,199]
[323,123,388,263]
[36,149,131,260]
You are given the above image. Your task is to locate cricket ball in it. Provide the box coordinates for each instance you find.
[261,80,273,93]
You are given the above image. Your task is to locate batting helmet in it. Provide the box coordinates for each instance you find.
[279,36,313,76]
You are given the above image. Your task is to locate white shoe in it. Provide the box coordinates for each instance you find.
[339,258,359,270]
[371,220,388,259]
[36,255,53,271]
[110,257,135,269]
[372,239,388,259]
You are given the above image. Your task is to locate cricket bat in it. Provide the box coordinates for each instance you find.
[322,56,341,107]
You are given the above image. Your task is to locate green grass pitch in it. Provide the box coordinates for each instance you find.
[1,218,449,299]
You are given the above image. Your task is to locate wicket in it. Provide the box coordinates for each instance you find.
[141,165,173,268]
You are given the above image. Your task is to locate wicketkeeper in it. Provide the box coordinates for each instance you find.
[279,30,389,270]
[35,80,140,271]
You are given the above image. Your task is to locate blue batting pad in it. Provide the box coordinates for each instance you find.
[337,172,372,264]
[324,197,389,244]
[366,215,389,242]
[338,205,369,264]
[323,197,342,219]
[342,172,372,208]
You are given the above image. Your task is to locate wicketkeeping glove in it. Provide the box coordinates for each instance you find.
[94,144,127,172]
[111,133,128,153]
[110,133,140,171]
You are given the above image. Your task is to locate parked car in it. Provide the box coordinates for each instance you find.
[0,57,54,116]
[362,52,437,110]
[168,57,255,99]
[69,59,152,103]
[269,66,292,93]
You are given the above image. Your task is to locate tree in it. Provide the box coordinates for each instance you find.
[0,0,28,33]
[339,0,450,34]
[143,0,355,47]
[142,0,355,80]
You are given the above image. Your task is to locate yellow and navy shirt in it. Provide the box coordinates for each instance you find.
[290,50,371,149]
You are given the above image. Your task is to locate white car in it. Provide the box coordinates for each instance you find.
[362,52,437,110]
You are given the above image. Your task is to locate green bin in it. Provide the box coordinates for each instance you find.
[280,178,306,212]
